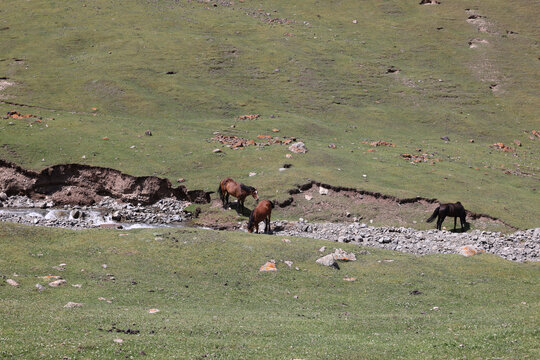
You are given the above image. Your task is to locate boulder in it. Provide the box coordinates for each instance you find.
[288,142,308,154]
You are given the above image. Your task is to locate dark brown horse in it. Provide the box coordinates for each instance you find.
[247,200,274,234]
[426,202,467,231]
[217,177,258,211]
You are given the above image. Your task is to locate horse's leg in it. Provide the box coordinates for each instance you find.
[454,217,457,230]
[437,214,445,230]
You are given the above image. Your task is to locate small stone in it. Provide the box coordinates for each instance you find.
[72,284,82,288]
[177,178,185,183]
[6,279,19,287]
[260,261,277,272]
[288,142,308,154]
[249,172,257,177]
[102,264,108,269]
[64,302,83,308]
[319,186,329,195]
[148,308,160,314]
[213,148,222,153]
[113,338,123,344]
[282,238,291,243]
[0,192,8,201]
[49,279,67,287]
[285,153,292,159]
[35,283,46,291]
[352,19,358,24]
[284,261,293,267]
[319,246,326,252]
[305,194,313,201]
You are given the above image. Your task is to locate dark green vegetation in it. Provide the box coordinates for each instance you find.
[0,0,538,228]
[1,223,539,359]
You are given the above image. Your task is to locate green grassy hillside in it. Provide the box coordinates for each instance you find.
[1,223,539,359]
[0,0,538,227]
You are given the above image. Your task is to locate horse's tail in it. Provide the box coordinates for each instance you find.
[270,201,275,209]
[426,207,439,223]
[217,182,223,201]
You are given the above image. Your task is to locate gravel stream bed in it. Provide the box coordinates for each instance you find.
[1,194,538,262]
[273,220,539,262]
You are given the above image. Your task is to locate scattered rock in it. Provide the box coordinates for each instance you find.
[316,254,338,268]
[343,277,356,281]
[333,248,356,261]
[288,142,308,154]
[49,279,67,287]
[260,260,278,272]
[148,309,160,314]
[35,283,46,291]
[459,245,485,257]
[319,186,329,195]
[305,194,313,201]
[64,302,83,308]
[6,279,19,287]
[0,192,7,201]
[284,261,293,268]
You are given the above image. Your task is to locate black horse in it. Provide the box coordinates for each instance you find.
[426,202,467,231]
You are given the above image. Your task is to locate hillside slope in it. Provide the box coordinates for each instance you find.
[0,0,538,227]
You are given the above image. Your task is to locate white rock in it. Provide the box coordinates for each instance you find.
[49,279,67,287]
[316,254,337,267]
[6,279,19,287]
[64,302,82,308]
[319,186,329,195]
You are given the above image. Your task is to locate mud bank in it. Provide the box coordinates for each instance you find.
[276,181,516,230]
[0,160,211,205]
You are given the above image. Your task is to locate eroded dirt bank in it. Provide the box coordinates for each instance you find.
[0,160,211,205]
[276,181,516,230]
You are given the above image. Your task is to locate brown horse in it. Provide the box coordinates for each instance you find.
[247,200,274,234]
[217,177,258,211]
[426,202,467,231]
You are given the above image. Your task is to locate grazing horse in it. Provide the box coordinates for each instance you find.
[247,200,274,234]
[217,177,258,211]
[426,202,467,231]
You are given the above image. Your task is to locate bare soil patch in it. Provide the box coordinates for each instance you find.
[276,182,515,231]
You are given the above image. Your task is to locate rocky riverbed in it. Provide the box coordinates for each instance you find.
[1,193,538,262]
[0,194,191,229]
[273,219,540,262]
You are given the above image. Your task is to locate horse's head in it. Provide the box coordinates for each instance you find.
[247,209,255,233]
[251,189,259,201]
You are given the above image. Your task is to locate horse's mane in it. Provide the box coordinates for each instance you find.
[240,184,255,192]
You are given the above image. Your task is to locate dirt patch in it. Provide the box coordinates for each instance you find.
[0,160,211,206]
[276,181,516,230]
